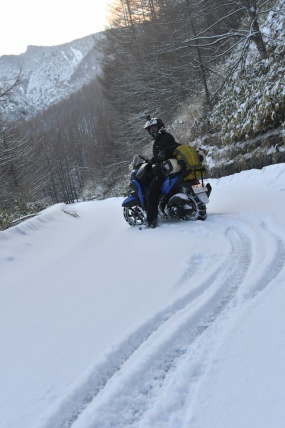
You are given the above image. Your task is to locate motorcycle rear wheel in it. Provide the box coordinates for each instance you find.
[185,194,207,221]
[168,193,207,221]
[123,206,146,226]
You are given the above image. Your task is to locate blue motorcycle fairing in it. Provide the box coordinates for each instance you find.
[122,179,146,208]
[122,194,141,208]
[160,175,179,194]
[130,169,138,180]
[132,179,145,206]
[123,175,179,208]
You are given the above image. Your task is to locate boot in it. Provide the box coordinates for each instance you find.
[147,218,158,228]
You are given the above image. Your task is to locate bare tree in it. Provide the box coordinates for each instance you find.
[159,0,276,101]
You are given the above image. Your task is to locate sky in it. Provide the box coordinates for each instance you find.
[0,0,112,57]
[1,163,285,428]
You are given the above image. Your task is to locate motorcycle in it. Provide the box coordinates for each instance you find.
[122,154,212,227]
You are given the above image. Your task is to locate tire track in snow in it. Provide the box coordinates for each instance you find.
[34,222,242,428]
[69,226,251,428]
[35,224,250,428]
[244,219,285,298]
[92,217,285,428]
[37,216,285,428]
[180,217,285,428]
[211,215,285,300]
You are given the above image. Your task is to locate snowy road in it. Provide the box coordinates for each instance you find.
[1,164,285,428]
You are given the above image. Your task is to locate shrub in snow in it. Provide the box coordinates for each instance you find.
[209,44,285,144]
[0,210,14,230]
[0,198,50,230]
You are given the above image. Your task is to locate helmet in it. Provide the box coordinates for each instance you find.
[144,115,165,139]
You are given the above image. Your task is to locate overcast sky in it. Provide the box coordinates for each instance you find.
[0,0,111,56]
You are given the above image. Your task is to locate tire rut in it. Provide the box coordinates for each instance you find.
[38,216,285,428]
[64,226,251,428]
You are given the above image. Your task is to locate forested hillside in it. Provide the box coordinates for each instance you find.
[170,0,285,177]
[1,0,285,229]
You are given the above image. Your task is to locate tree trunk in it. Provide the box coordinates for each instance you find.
[186,0,211,105]
[251,17,267,59]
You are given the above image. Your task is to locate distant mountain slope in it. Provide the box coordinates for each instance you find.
[0,33,103,120]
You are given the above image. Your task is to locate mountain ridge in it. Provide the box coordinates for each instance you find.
[0,33,103,121]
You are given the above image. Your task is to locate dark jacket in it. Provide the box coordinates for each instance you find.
[152,130,180,163]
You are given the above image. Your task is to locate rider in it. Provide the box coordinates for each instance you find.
[144,115,180,228]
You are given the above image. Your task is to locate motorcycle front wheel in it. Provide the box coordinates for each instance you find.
[123,206,146,226]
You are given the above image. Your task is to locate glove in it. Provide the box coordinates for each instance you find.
[157,150,166,161]
[178,159,186,168]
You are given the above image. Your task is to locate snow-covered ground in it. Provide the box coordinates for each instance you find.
[1,164,285,428]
